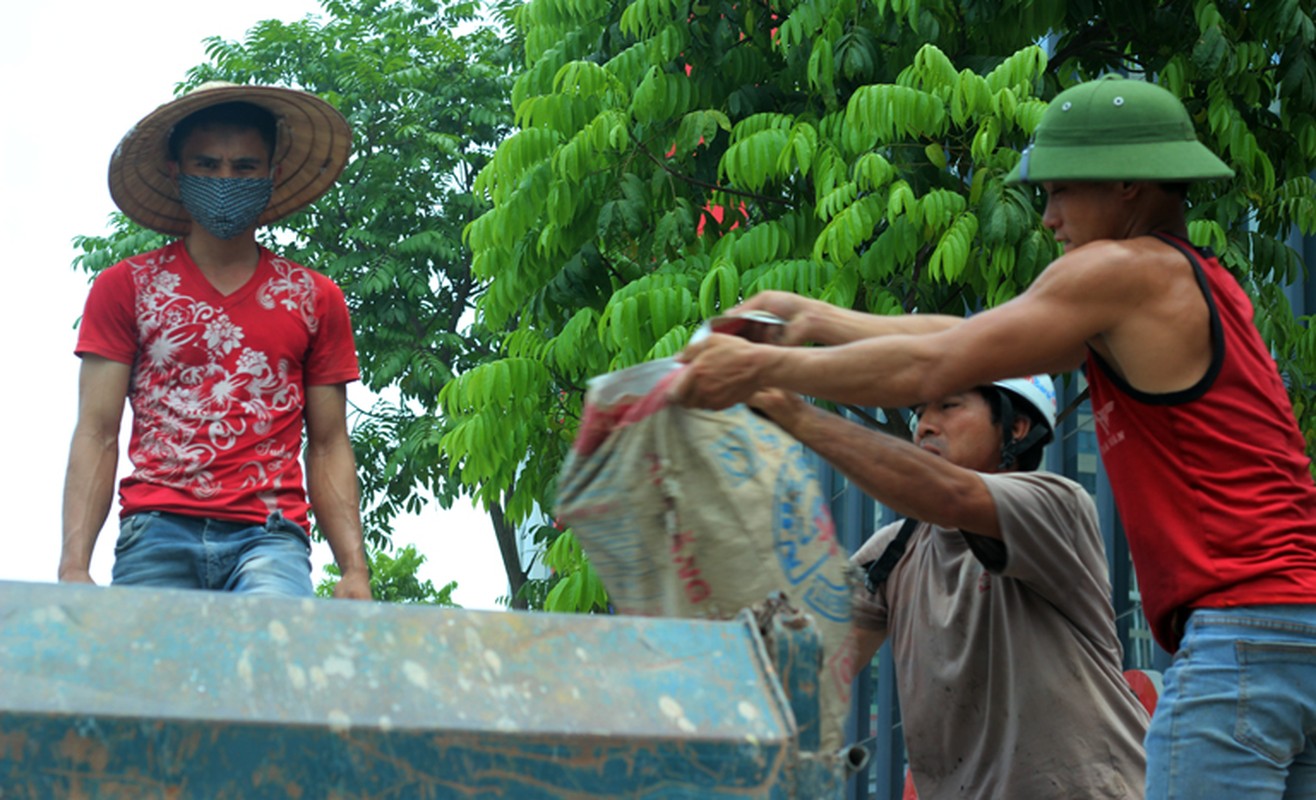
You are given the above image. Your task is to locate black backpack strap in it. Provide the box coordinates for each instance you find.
[859,517,920,593]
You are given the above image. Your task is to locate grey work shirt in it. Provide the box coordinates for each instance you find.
[853,471,1148,800]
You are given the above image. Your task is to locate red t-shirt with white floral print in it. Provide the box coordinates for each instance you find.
[76,241,360,533]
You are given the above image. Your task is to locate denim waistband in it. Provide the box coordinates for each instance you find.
[1188,604,1316,637]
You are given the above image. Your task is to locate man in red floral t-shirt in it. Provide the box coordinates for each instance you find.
[60,82,370,599]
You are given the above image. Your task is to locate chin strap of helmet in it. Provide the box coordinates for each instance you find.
[996,389,1050,471]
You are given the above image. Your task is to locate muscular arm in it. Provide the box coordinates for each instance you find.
[757,390,1002,667]
[60,356,131,582]
[803,308,964,345]
[752,390,1002,537]
[734,290,965,346]
[304,384,371,600]
[677,243,1145,409]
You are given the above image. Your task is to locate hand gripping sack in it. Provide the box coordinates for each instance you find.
[556,358,860,751]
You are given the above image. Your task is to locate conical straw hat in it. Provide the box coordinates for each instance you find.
[108,81,352,235]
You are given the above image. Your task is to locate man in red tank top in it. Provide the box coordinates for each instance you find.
[672,76,1316,799]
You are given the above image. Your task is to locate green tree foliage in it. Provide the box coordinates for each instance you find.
[540,522,609,612]
[452,0,1316,588]
[72,0,530,602]
[317,544,460,604]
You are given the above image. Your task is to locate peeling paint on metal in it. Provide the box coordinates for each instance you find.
[322,655,355,680]
[739,701,761,721]
[286,663,307,690]
[237,649,254,690]
[658,696,698,734]
[267,619,289,644]
[0,581,854,798]
[401,660,428,690]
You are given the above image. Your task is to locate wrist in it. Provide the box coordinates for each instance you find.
[337,562,371,580]
[784,311,814,346]
[800,302,849,345]
[58,564,92,581]
[58,551,91,575]
[757,344,792,392]
[781,398,823,436]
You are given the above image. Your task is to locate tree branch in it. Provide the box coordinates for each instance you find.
[488,500,529,610]
[638,142,796,208]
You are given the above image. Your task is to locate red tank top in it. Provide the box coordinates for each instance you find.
[1085,233,1316,652]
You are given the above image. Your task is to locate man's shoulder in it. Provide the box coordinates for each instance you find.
[126,240,185,266]
[981,470,1094,512]
[85,244,175,304]
[851,518,916,565]
[94,242,188,289]
[96,241,182,279]
[263,248,323,277]
[262,250,347,295]
[977,471,1105,578]
[988,468,1087,492]
[1047,235,1196,285]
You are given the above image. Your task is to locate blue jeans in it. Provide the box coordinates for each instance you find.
[1146,604,1316,799]
[112,510,314,597]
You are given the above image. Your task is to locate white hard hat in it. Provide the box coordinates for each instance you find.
[905,374,1058,471]
[906,375,1057,437]
[991,375,1057,440]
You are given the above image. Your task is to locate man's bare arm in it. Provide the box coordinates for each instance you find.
[60,356,131,583]
[733,290,965,346]
[752,390,1002,537]
[755,390,994,669]
[675,243,1140,409]
[304,384,371,600]
[853,627,886,669]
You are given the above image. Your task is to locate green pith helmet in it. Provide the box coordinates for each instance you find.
[1005,75,1234,184]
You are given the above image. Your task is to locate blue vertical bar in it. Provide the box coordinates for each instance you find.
[865,491,905,800]
[811,405,892,800]
[840,421,878,800]
[1284,225,1316,316]
[834,450,872,800]
[1095,464,1133,667]
[873,643,905,800]
[1046,375,1081,480]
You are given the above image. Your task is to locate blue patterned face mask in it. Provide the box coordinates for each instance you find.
[177,174,273,240]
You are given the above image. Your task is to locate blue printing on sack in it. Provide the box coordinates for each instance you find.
[770,441,850,623]
[714,426,760,486]
[584,514,664,606]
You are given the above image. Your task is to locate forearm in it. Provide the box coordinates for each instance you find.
[735,291,964,346]
[677,294,1085,416]
[306,442,368,577]
[60,427,118,578]
[800,306,964,346]
[763,335,938,408]
[775,402,995,534]
[853,626,886,667]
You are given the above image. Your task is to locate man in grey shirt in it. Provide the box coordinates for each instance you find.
[751,366,1146,799]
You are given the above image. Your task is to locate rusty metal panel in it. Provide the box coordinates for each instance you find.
[762,604,826,752]
[0,581,803,798]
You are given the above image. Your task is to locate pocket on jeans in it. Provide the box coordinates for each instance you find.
[265,515,312,553]
[1234,640,1316,763]
[115,512,157,553]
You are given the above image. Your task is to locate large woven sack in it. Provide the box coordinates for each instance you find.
[557,358,859,751]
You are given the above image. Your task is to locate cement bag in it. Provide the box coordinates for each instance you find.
[556,357,859,751]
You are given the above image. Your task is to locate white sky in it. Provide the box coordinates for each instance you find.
[0,0,509,609]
